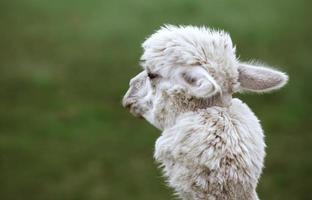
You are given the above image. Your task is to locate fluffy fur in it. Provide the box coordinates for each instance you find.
[122,25,288,200]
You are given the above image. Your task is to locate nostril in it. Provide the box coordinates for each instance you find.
[125,102,132,109]
[122,100,131,108]
[122,98,135,109]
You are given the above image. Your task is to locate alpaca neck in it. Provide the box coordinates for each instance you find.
[159,92,232,130]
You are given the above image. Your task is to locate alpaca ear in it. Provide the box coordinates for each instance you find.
[180,67,219,98]
[238,63,288,92]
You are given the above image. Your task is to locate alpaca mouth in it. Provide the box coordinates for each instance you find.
[122,100,144,119]
[129,106,144,119]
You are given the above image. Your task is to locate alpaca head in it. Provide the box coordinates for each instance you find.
[122,25,288,130]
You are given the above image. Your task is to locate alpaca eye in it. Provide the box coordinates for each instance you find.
[147,72,158,79]
[182,72,197,85]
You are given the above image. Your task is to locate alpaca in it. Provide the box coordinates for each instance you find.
[122,25,288,200]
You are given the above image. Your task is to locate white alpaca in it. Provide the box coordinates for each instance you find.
[122,25,288,200]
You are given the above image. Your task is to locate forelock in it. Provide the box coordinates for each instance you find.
[141,25,237,72]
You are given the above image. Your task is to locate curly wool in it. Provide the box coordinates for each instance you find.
[122,25,288,200]
[154,99,264,200]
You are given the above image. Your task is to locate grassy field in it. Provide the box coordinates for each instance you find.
[0,0,311,199]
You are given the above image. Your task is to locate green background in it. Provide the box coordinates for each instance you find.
[0,0,311,199]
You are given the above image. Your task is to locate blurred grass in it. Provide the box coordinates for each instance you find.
[0,0,311,199]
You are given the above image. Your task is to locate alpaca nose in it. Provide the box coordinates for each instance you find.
[122,97,144,119]
[123,100,133,110]
[122,95,132,109]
